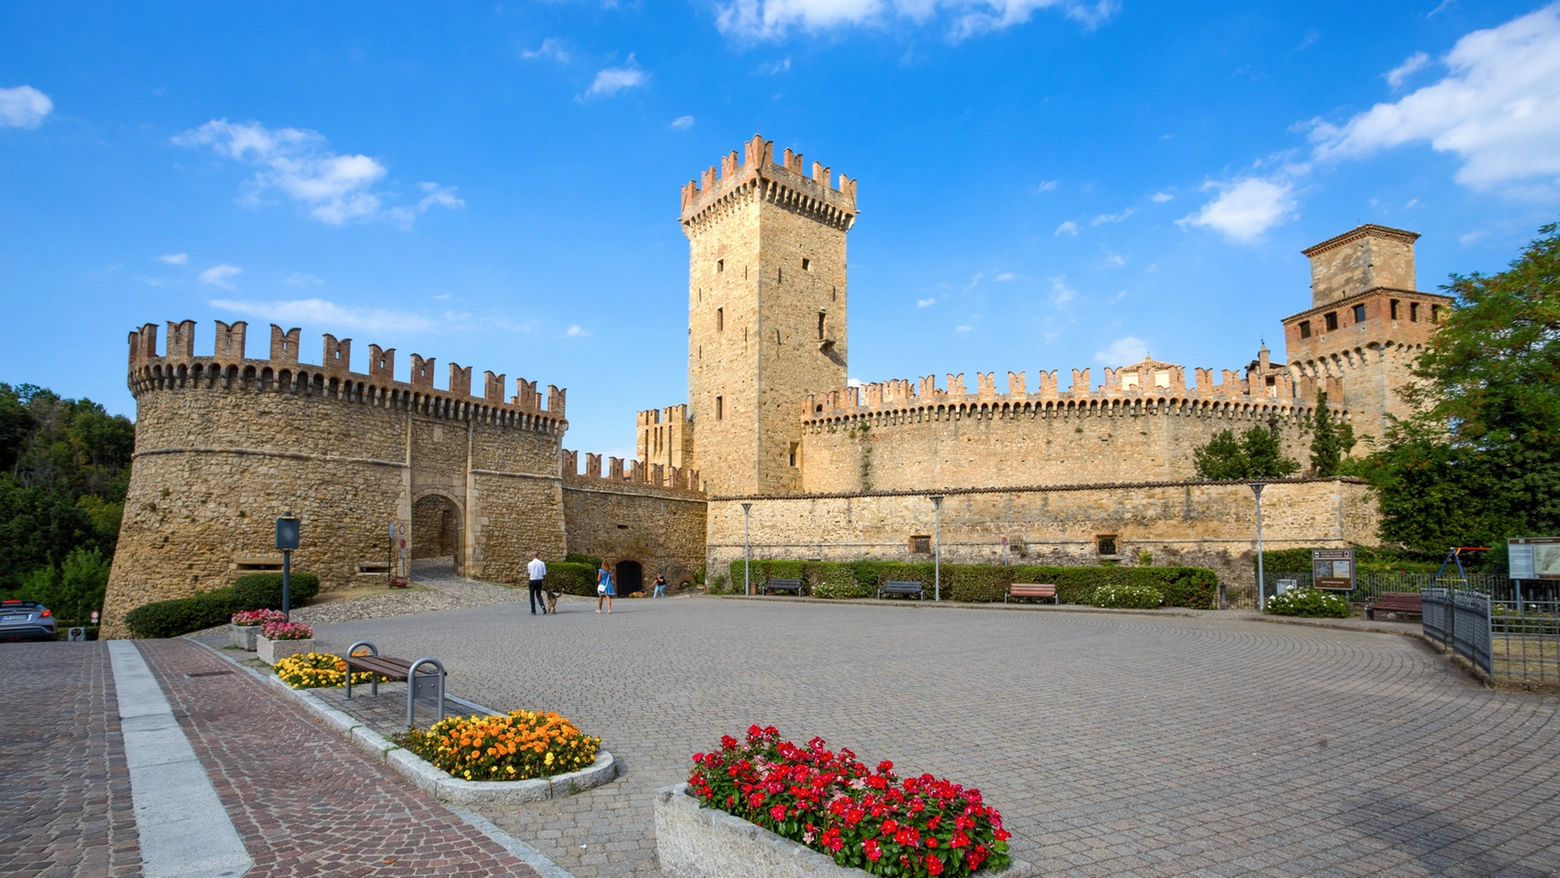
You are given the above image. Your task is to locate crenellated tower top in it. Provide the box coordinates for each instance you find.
[679,135,858,236]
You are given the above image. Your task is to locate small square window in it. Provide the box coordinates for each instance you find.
[716,307,723,331]
[716,259,724,273]
[1096,535,1118,556]
[788,443,799,467]
[910,535,931,554]
[1352,304,1367,323]
[1431,304,1441,323]
[1298,320,1311,339]
[1325,312,1339,332]
[801,258,811,271]
[1410,302,1420,322]
[715,396,724,420]
[1390,299,1400,320]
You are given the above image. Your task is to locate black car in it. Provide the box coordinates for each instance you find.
[0,600,57,642]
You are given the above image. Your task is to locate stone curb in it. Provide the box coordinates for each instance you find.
[654,783,1036,878]
[190,639,617,801]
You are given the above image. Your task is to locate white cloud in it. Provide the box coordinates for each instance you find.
[1178,177,1297,242]
[1150,191,1174,203]
[1095,335,1148,364]
[1458,230,1489,245]
[0,85,52,129]
[994,272,1015,281]
[283,272,323,286]
[174,119,460,226]
[388,182,466,227]
[1049,277,1076,305]
[917,296,937,308]
[199,264,242,289]
[955,324,972,333]
[1054,220,1079,236]
[715,0,1116,41]
[1385,51,1431,89]
[757,57,792,74]
[523,38,570,63]
[1091,207,1135,225]
[585,56,649,98]
[1032,180,1058,192]
[158,252,188,265]
[670,115,696,129]
[565,324,591,337]
[1310,5,1560,196]
[210,298,438,333]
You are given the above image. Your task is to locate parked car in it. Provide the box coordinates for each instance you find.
[0,600,57,642]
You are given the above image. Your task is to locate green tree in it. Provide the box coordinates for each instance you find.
[1193,426,1301,480]
[1368,221,1560,551]
[1308,392,1356,477]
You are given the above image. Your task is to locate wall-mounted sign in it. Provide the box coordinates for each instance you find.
[1312,549,1355,590]
[1509,538,1560,581]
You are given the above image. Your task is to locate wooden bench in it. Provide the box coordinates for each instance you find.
[878,580,924,601]
[1365,592,1423,621]
[344,641,448,727]
[1006,583,1058,604]
[762,578,805,596]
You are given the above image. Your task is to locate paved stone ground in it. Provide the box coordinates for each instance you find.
[0,642,141,878]
[308,594,1560,877]
[135,639,543,877]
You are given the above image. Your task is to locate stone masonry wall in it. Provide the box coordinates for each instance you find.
[562,477,708,590]
[103,321,568,637]
[705,478,1378,596]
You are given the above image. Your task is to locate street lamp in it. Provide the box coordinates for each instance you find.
[929,495,944,602]
[1249,484,1266,611]
[275,513,301,617]
[741,502,753,596]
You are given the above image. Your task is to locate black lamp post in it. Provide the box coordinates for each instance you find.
[275,513,300,617]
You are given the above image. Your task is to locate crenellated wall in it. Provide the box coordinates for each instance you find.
[103,320,570,636]
[560,449,707,590]
[795,361,1348,493]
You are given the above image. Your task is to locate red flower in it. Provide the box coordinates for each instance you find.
[770,804,787,822]
[926,853,944,876]
[863,838,883,862]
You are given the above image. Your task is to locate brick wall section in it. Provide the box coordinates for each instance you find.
[705,478,1378,593]
[103,323,568,636]
[562,476,708,588]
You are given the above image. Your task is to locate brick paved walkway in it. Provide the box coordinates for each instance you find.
[0,642,141,878]
[307,595,1560,877]
[135,639,543,877]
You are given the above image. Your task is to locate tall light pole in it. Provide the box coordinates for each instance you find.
[741,502,753,596]
[1249,483,1266,611]
[930,495,944,602]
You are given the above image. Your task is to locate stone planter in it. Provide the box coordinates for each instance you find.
[257,636,315,665]
[654,783,1036,878]
[229,624,259,651]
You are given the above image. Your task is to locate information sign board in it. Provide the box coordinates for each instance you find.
[1509,537,1560,581]
[1312,549,1355,590]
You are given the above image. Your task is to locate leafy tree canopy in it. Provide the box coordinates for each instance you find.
[1368,221,1560,552]
[1193,426,1301,481]
[1308,392,1357,477]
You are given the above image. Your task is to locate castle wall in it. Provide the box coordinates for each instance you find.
[559,449,707,588]
[798,375,1337,492]
[706,478,1378,598]
[103,322,569,637]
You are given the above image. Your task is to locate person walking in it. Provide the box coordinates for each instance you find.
[596,564,614,614]
[652,573,668,598]
[527,552,547,615]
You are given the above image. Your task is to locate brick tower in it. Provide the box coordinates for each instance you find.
[678,136,859,495]
[1281,224,1454,439]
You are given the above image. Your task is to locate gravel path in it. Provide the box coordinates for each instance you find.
[288,558,529,625]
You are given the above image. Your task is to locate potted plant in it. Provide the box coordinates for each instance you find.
[257,620,315,665]
[229,609,286,651]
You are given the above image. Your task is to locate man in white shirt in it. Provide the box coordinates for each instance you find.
[527,552,547,615]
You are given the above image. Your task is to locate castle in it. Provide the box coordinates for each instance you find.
[101,136,1450,633]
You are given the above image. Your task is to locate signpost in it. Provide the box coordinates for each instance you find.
[1312,549,1355,591]
[275,513,300,616]
[1509,538,1560,581]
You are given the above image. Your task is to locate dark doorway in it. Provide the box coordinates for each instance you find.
[411,494,462,573]
[615,560,644,595]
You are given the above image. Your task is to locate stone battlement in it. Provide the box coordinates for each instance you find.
[563,449,702,494]
[801,359,1346,423]
[128,320,566,429]
[679,135,858,233]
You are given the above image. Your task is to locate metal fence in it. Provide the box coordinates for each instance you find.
[1258,570,1526,605]
[1421,590,1560,684]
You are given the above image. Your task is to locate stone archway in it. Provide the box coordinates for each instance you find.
[412,493,463,572]
[615,560,644,596]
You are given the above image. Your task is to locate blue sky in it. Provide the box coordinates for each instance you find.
[2,1,1557,459]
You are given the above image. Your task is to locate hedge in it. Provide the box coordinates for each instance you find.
[544,561,601,597]
[233,573,319,610]
[125,571,322,638]
[565,553,604,570]
[722,560,1219,608]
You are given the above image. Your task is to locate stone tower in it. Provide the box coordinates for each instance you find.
[1281,224,1454,439]
[678,135,859,496]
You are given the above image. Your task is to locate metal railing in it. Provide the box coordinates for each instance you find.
[1256,570,1523,606]
[1422,589,1493,679]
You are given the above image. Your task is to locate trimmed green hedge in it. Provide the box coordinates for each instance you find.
[233,573,319,610]
[544,561,600,597]
[565,553,604,570]
[722,560,1219,608]
[125,571,322,639]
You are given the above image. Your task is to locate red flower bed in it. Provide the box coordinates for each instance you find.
[688,725,1012,877]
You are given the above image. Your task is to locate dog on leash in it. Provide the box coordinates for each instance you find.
[542,589,561,614]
